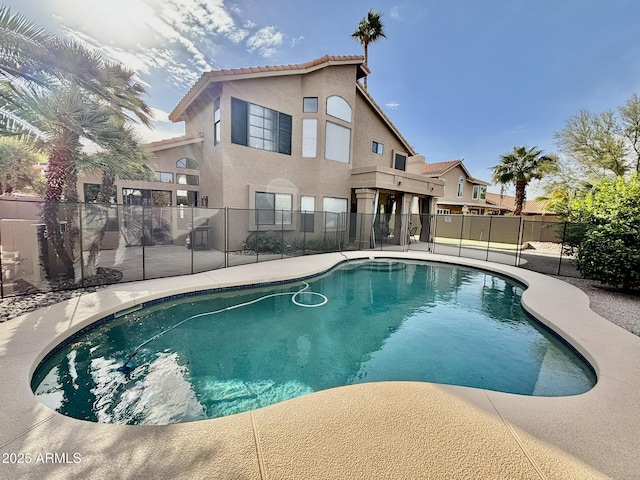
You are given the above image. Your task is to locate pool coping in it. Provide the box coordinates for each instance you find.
[0,251,638,479]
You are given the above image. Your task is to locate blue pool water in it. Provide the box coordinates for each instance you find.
[32,260,596,425]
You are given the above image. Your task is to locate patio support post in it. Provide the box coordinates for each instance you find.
[354,189,377,249]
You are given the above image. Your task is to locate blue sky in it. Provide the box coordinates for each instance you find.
[7,0,640,191]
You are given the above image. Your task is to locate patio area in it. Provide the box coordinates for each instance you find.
[1,251,639,479]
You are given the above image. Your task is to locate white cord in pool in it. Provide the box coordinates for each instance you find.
[119,282,327,369]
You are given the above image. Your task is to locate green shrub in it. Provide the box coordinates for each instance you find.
[243,231,287,254]
[575,222,640,290]
[289,236,345,253]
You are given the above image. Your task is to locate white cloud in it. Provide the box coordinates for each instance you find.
[386,101,400,109]
[246,26,284,58]
[291,35,305,47]
[390,6,401,21]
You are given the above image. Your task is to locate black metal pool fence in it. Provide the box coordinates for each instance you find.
[0,199,586,297]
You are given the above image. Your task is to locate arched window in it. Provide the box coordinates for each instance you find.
[176,157,199,169]
[326,96,352,123]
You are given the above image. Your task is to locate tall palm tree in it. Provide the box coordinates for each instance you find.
[491,146,558,216]
[0,7,153,280]
[13,81,152,279]
[352,9,386,89]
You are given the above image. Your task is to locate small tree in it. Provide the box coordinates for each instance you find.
[572,174,640,290]
[0,138,44,195]
[491,146,558,215]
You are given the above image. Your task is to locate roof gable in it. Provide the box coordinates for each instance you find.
[170,55,368,122]
[422,159,490,185]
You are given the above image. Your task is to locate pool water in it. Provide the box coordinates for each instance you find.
[32,260,596,425]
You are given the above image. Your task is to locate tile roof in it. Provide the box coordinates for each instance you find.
[422,160,462,176]
[484,192,551,215]
[205,55,368,79]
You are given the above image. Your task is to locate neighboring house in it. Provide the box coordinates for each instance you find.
[414,159,491,215]
[484,192,555,217]
[78,55,444,248]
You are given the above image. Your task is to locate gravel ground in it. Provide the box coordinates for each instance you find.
[1,273,638,337]
[558,276,640,336]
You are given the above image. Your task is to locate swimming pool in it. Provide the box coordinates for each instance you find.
[32,259,595,425]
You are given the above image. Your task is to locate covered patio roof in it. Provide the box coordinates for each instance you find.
[350,166,444,197]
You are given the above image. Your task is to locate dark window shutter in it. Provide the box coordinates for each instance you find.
[231,98,248,146]
[278,112,292,155]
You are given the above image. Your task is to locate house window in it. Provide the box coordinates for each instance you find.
[155,171,173,183]
[325,121,351,163]
[303,97,318,113]
[394,153,407,171]
[176,189,198,206]
[457,176,464,197]
[255,192,293,225]
[372,141,383,155]
[123,188,171,206]
[323,197,348,232]
[326,96,352,122]
[177,190,198,229]
[214,97,221,144]
[436,208,450,215]
[300,195,315,232]
[231,97,292,155]
[480,186,487,200]
[472,185,479,200]
[177,173,199,186]
[176,158,199,169]
[302,118,317,158]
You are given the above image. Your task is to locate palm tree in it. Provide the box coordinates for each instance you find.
[0,7,153,280]
[491,146,558,216]
[352,9,386,89]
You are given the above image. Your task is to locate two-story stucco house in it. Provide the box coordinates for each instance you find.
[417,159,491,215]
[79,55,444,249]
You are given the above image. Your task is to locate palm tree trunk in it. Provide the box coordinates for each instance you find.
[363,43,369,89]
[514,180,527,216]
[42,138,80,280]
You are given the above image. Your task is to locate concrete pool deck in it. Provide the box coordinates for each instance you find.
[1,251,639,479]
